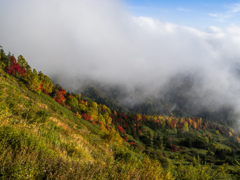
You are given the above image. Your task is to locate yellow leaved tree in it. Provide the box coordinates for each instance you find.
[87,102,98,121]
[98,114,106,124]
[136,114,142,121]
[100,123,122,146]
[101,104,112,124]
[183,122,189,131]
[76,111,82,119]
[79,104,87,112]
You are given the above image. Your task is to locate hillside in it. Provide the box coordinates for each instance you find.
[1,47,240,179]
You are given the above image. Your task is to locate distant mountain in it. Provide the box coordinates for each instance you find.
[76,85,129,113]
[76,78,236,127]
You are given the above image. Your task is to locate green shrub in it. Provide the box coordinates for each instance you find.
[169,153,176,159]
[179,154,184,160]
[225,156,235,165]
[159,157,169,168]
[184,154,194,162]
[190,149,197,154]
[175,163,229,180]
[204,155,215,164]
[162,151,168,157]
[114,146,140,164]
[181,150,188,155]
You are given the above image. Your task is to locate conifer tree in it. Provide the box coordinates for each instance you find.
[0,48,6,68]
[17,55,31,71]
[6,52,11,67]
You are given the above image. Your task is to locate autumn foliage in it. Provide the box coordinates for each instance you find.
[82,114,92,121]
[117,126,124,134]
[55,90,65,105]
[5,56,27,76]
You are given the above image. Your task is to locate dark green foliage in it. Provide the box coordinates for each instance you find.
[215,148,233,159]
[177,128,184,139]
[181,133,210,150]
[153,133,162,149]
[163,135,169,145]
[225,156,235,165]
[204,156,215,164]
[139,134,152,147]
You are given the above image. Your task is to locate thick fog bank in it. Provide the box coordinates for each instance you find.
[1,0,240,126]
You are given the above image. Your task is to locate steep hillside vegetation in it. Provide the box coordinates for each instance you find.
[1,47,240,179]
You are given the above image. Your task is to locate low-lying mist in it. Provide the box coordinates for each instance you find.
[1,0,240,126]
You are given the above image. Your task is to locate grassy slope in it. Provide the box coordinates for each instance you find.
[0,69,175,179]
[0,67,239,179]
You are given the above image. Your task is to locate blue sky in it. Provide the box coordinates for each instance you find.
[123,0,240,30]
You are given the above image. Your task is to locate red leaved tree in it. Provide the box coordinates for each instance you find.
[55,90,65,106]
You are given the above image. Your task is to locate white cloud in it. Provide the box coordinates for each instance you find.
[208,13,218,17]
[1,0,240,117]
[177,8,190,12]
[208,3,240,22]
[208,13,232,21]
[227,3,240,13]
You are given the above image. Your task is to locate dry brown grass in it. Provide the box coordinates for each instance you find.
[22,95,30,100]
[50,117,73,133]
[37,103,47,109]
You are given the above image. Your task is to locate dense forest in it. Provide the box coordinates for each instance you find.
[1,46,240,179]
